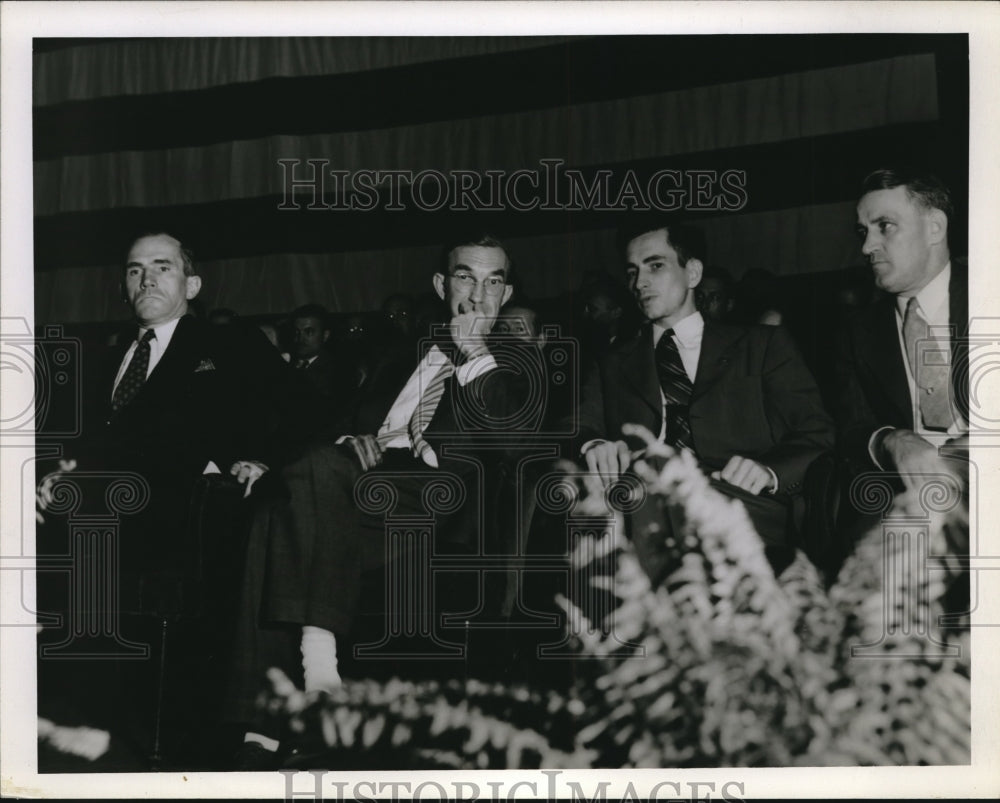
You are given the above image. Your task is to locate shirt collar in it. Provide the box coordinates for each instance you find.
[652,310,704,347]
[896,261,950,322]
[137,315,182,351]
[139,315,181,342]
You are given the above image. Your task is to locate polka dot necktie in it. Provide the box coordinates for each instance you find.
[655,329,695,453]
[112,329,155,411]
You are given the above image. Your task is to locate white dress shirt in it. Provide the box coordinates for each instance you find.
[341,346,497,467]
[111,316,182,400]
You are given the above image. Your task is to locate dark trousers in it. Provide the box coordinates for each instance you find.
[628,468,796,588]
[224,442,481,726]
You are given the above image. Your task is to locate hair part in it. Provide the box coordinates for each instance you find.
[125,231,197,277]
[615,217,708,267]
[861,167,954,223]
[440,232,512,278]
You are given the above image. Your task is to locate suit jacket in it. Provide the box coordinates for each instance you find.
[98,315,306,486]
[77,315,316,604]
[297,350,339,398]
[577,320,835,497]
[833,259,968,474]
[339,335,532,476]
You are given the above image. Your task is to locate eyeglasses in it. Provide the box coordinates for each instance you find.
[449,272,507,296]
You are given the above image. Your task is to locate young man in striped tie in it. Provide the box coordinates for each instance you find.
[575,218,834,583]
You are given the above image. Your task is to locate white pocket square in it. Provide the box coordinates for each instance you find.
[194,358,216,372]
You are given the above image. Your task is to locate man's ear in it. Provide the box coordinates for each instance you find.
[685,259,704,289]
[322,329,330,343]
[185,275,202,300]
[433,272,446,301]
[926,208,948,247]
[501,284,513,307]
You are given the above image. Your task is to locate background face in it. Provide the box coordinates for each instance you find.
[382,296,414,337]
[292,315,328,357]
[124,234,196,327]
[625,229,695,327]
[441,245,511,323]
[857,187,936,296]
[583,294,621,327]
[494,306,539,342]
[696,278,731,322]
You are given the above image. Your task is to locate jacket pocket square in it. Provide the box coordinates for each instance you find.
[194,359,216,372]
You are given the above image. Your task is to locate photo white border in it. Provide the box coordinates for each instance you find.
[2,1,999,798]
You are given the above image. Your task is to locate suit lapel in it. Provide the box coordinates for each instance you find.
[142,316,200,399]
[692,322,744,400]
[619,326,661,418]
[863,299,913,428]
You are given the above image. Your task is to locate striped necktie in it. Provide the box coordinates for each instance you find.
[654,328,695,453]
[112,329,155,411]
[408,360,455,466]
[902,296,952,430]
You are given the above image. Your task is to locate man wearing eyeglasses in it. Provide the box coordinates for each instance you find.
[225,233,529,767]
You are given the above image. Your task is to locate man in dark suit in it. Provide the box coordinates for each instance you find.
[289,304,338,396]
[226,234,530,764]
[577,219,834,579]
[100,233,304,582]
[39,231,307,767]
[835,168,968,487]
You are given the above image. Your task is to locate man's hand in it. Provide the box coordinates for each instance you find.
[451,301,492,360]
[230,460,269,498]
[881,428,950,490]
[347,434,384,472]
[584,439,632,488]
[711,455,775,495]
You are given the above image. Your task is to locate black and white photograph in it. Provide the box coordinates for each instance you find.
[2,2,999,798]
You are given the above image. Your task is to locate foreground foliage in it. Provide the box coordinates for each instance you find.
[264,435,970,768]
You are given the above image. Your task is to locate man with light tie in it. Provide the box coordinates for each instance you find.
[835,168,968,488]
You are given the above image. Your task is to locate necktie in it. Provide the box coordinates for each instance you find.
[112,329,156,411]
[902,297,952,430]
[654,329,695,453]
[408,360,455,466]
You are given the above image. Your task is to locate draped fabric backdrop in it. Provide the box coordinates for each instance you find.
[33,35,968,324]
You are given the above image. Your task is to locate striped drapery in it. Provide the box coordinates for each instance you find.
[33,35,967,324]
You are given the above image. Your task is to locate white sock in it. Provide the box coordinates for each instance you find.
[301,625,341,691]
[244,732,280,752]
